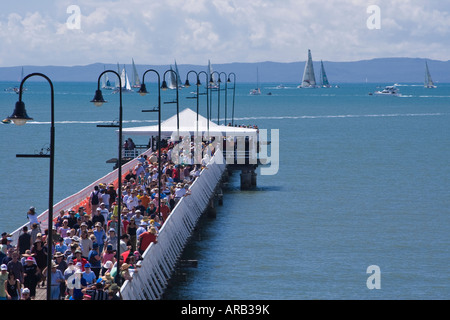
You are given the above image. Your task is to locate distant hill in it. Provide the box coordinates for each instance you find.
[1,58,449,84]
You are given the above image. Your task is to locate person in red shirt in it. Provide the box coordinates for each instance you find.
[137,227,158,255]
[73,249,88,271]
[158,199,171,223]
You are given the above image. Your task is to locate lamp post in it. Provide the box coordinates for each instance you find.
[138,70,162,221]
[91,70,123,284]
[228,72,236,126]
[161,69,179,134]
[219,72,228,125]
[185,70,206,164]
[184,70,200,135]
[210,71,221,124]
[6,72,55,300]
[198,71,210,136]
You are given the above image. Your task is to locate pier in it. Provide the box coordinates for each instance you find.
[6,108,263,300]
[120,150,227,299]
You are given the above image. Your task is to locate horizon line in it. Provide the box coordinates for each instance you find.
[1,56,449,69]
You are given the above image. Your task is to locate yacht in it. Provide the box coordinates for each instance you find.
[373,85,400,96]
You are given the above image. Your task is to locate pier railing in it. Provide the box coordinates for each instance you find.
[120,150,226,300]
[8,148,155,245]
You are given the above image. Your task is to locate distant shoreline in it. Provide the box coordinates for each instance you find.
[0,58,449,83]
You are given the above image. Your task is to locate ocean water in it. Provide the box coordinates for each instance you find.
[1,80,449,300]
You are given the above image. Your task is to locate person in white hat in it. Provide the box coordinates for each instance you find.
[0,264,8,300]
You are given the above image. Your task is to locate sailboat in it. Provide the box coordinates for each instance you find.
[102,66,114,90]
[298,49,316,88]
[113,64,133,94]
[131,58,141,88]
[168,66,178,90]
[5,67,26,94]
[207,60,218,89]
[424,61,437,88]
[174,60,184,89]
[320,60,331,88]
[250,67,261,95]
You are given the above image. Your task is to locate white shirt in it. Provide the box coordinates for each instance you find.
[174,187,186,198]
[27,212,39,225]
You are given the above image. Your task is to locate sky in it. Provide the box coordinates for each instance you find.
[0,0,449,67]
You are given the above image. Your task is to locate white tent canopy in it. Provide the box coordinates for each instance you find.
[120,108,258,138]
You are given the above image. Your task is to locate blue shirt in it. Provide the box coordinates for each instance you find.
[82,270,97,285]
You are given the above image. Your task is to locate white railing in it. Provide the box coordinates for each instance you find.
[8,148,155,246]
[120,151,226,300]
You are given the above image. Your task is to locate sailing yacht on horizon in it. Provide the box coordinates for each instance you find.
[174,60,184,89]
[168,65,178,90]
[102,66,114,90]
[131,58,141,88]
[250,67,261,95]
[207,60,218,89]
[320,60,331,88]
[5,67,26,94]
[424,61,437,88]
[113,64,133,94]
[298,49,316,88]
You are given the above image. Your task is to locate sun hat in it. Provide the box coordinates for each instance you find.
[54,252,64,259]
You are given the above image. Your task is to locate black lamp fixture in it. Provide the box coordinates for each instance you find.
[92,89,107,107]
[161,80,169,91]
[7,101,34,125]
[138,83,148,96]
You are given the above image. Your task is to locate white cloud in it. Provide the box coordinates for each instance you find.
[0,0,449,67]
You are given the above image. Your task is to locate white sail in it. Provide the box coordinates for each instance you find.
[132,58,141,88]
[320,60,330,88]
[174,60,183,88]
[113,65,133,93]
[299,49,316,88]
[207,60,218,89]
[123,67,132,91]
[168,66,177,90]
[424,62,436,88]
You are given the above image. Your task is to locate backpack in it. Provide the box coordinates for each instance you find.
[91,191,99,205]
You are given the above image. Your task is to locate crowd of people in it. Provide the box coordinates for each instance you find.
[1,137,213,300]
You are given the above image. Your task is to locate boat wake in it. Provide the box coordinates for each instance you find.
[235,113,446,121]
[23,119,158,125]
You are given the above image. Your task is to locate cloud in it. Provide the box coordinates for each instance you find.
[0,0,449,67]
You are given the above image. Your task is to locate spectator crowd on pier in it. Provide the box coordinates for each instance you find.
[0,136,217,300]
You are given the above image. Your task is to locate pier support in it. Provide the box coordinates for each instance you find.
[240,170,253,190]
[251,171,257,187]
[216,187,223,206]
[206,198,216,218]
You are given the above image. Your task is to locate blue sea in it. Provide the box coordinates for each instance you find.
[1,80,449,300]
